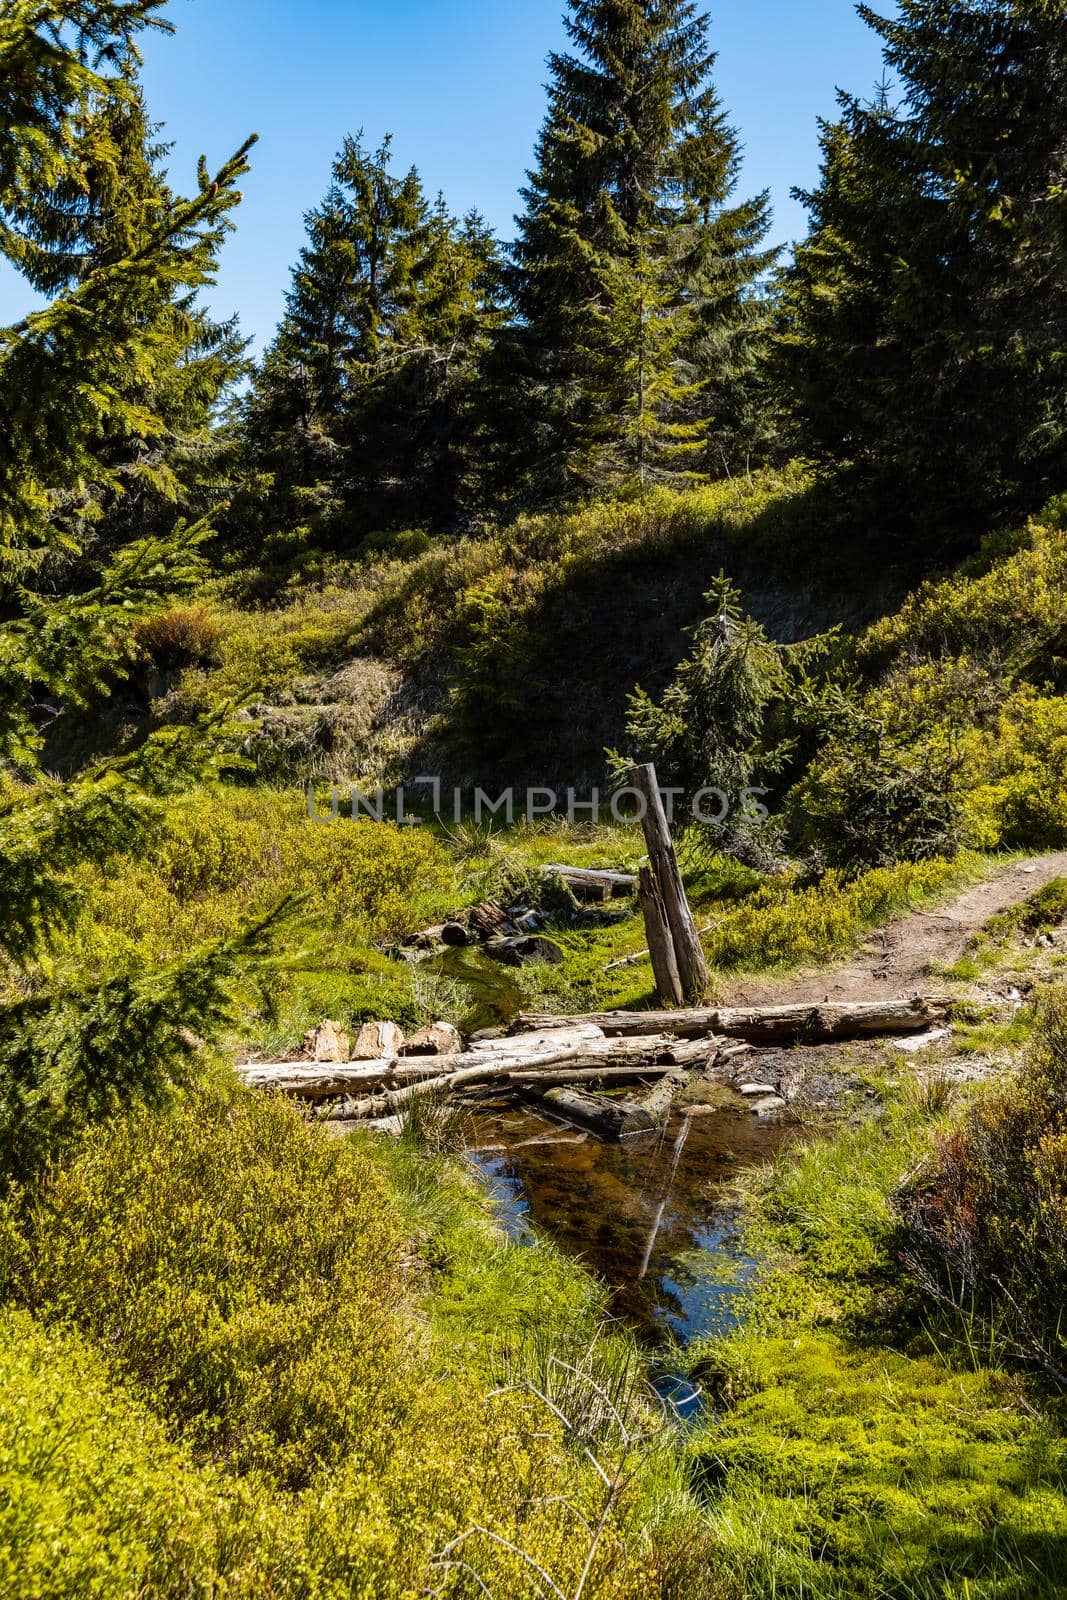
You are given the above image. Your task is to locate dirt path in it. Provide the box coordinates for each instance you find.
[725,853,1067,1007]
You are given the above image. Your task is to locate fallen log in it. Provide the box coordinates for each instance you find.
[514,996,954,1043]
[326,1034,719,1121]
[237,1029,725,1104]
[540,865,637,900]
[634,1069,689,1128]
[238,1058,396,1098]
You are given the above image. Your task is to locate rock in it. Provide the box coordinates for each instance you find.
[303,1020,350,1063]
[738,1081,777,1096]
[514,912,542,934]
[748,1095,787,1117]
[891,1027,951,1054]
[351,1020,406,1060]
[441,922,470,947]
[486,935,565,967]
[400,1021,463,1057]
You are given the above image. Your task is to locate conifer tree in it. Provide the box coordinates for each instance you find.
[501,0,774,502]
[778,0,1067,546]
[0,0,274,1177]
[240,137,502,543]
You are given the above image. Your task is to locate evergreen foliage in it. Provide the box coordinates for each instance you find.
[500,0,775,502]
[238,134,503,544]
[0,0,274,1178]
[778,0,1067,546]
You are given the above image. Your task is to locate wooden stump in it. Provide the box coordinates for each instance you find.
[630,763,709,1003]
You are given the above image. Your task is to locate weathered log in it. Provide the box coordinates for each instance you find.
[238,1028,725,1104]
[514,996,954,1042]
[485,934,564,967]
[465,1024,608,1057]
[632,1069,688,1128]
[638,864,685,1007]
[238,1058,396,1098]
[521,1067,688,1141]
[541,865,637,900]
[630,763,709,1003]
[506,1038,719,1087]
[519,1086,638,1140]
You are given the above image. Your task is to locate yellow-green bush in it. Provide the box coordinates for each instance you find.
[1,1091,680,1598]
[80,786,455,956]
[857,505,1067,672]
[795,505,1067,859]
[959,690,1067,849]
[0,1308,289,1600]
[703,857,970,974]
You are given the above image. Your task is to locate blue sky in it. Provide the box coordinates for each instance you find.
[1,1,887,351]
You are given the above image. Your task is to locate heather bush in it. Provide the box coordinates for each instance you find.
[895,992,1067,1388]
[0,1309,290,1600]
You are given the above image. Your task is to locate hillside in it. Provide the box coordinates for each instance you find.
[3,2,1067,1599]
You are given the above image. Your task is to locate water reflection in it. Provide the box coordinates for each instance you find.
[466,1097,795,1346]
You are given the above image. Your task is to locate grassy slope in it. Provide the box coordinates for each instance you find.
[137,467,901,791]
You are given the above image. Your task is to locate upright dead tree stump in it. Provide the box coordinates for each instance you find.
[630,763,710,1005]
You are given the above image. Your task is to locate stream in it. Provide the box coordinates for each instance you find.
[465,1095,795,1348]
[436,947,800,1363]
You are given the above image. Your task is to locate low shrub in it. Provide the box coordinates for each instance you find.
[895,991,1067,1388]
[0,1308,288,1600]
[702,856,970,974]
[5,1089,412,1486]
[0,1090,688,1598]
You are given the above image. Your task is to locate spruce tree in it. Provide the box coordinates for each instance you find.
[502,0,774,502]
[0,0,275,1177]
[240,137,502,545]
[778,0,1067,547]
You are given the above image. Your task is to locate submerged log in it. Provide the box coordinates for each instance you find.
[522,1068,689,1142]
[514,996,954,1042]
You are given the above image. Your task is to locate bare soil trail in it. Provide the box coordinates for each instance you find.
[724,853,1067,1008]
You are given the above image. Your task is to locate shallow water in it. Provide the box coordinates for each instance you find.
[465,1095,795,1347]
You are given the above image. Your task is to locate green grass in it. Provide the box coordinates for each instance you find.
[51,787,1003,1055]
[681,1084,1067,1599]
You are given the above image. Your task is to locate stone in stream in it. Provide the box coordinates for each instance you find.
[748,1095,787,1117]
[738,1081,777,1096]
